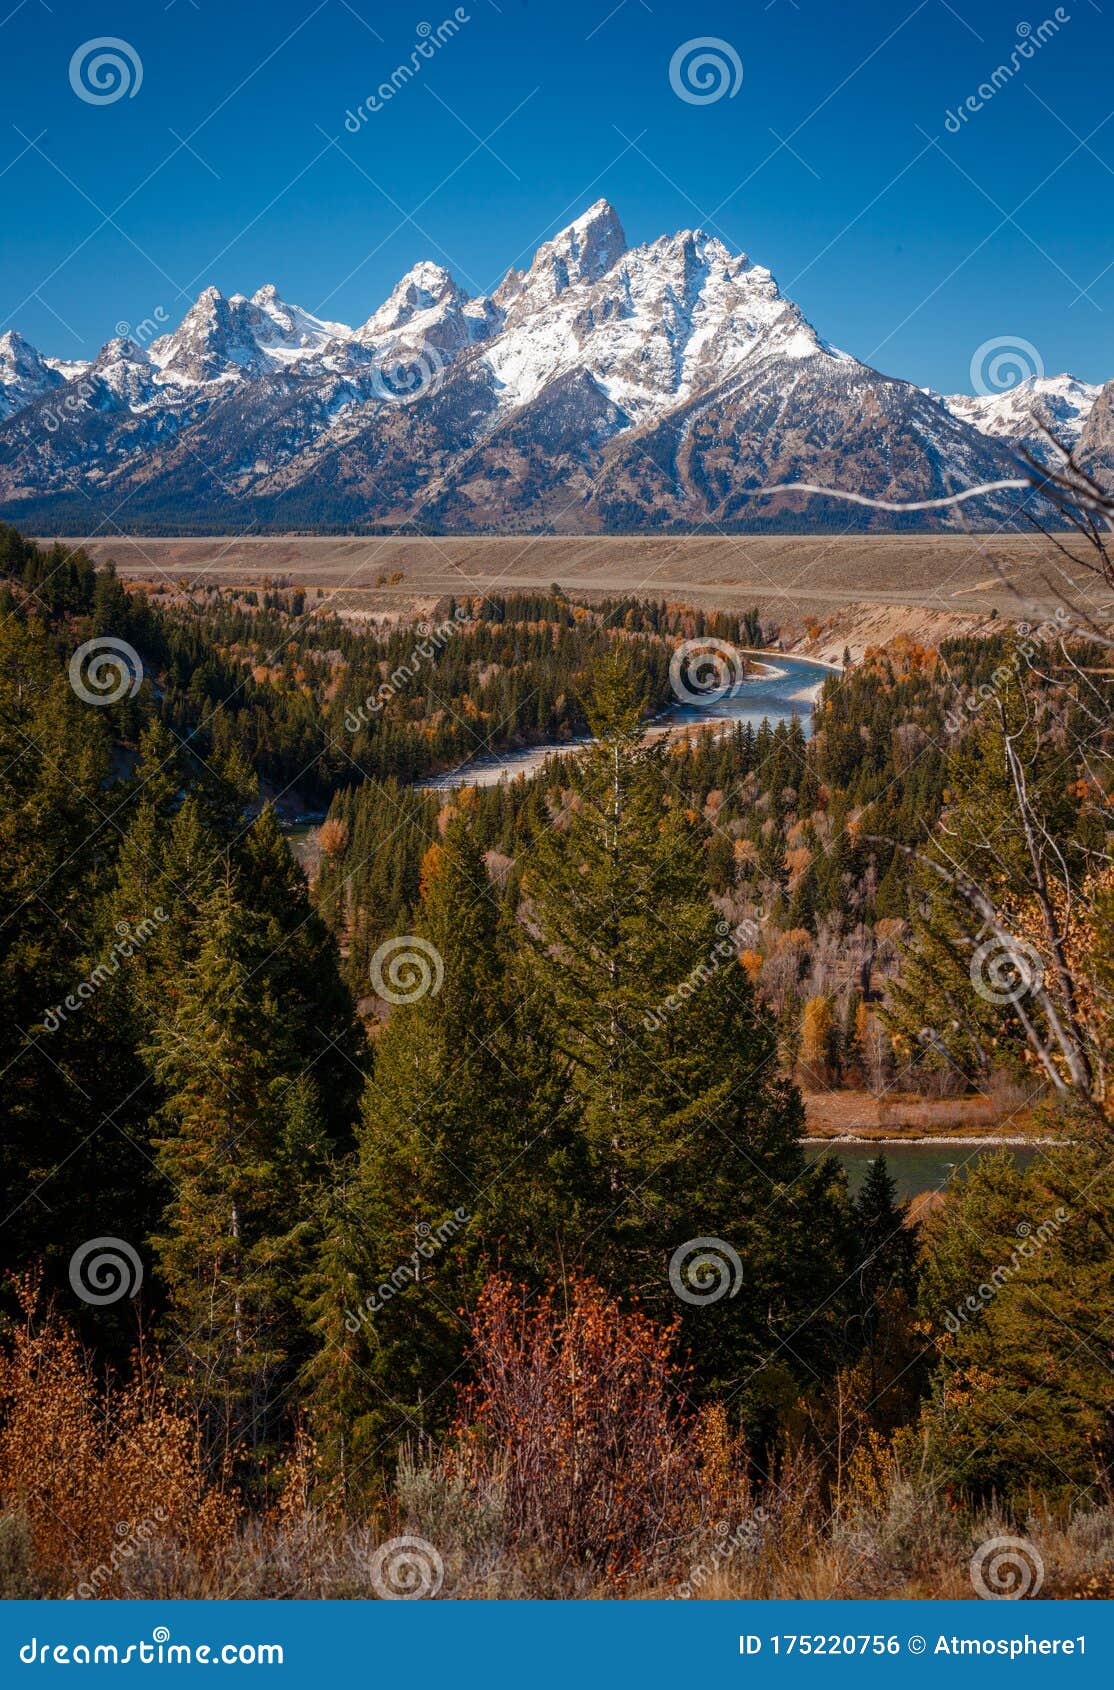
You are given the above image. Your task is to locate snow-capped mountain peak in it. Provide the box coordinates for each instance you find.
[147,285,351,383]
[148,287,259,382]
[1,201,1108,532]
[511,199,628,311]
[0,328,65,419]
[245,284,349,361]
[942,373,1101,460]
[479,216,824,420]
[354,261,466,343]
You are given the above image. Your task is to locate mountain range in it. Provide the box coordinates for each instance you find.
[1,200,1109,534]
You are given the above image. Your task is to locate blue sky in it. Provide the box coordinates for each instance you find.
[1,0,1111,393]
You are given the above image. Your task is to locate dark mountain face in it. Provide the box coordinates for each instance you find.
[0,201,1072,534]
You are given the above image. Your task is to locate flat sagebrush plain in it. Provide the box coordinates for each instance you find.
[53,532,1100,626]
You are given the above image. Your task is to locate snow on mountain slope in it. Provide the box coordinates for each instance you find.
[1078,378,1114,478]
[247,285,349,364]
[350,260,499,364]
[0,201,1081,531]
[43,356,92,384]
[147,285,351,384]
[0,330,67,420]
[942,374,1101,461]
[479,221,830,423]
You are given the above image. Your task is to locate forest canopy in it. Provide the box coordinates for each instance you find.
[0,525,1111,1600]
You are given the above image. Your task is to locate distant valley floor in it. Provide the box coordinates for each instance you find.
[51,531,1109,653]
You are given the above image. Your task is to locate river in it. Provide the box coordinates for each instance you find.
[802,1139,1043,1201]
[419,652,835,791]
[298,649,1042,1194]
[414,651,1042,1192]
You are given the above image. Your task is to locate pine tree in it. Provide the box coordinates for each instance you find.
[144,875,331,1465]
[915,1141,1114,1501]
[517,653,848,1405]
[311,811,592,1463]
[853,1157,918,1310]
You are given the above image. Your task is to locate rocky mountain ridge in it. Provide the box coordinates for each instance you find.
[1,201,1105,532]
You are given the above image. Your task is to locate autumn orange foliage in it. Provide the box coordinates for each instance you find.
[445,1276,701,1577]
[0,1278,234,1595]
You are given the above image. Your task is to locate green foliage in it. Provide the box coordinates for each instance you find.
[1,525,1109,1521]
[915,1139,1114,1502]
[515,654,848,1407]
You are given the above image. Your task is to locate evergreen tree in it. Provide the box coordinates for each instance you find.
[144,874,338,1466]
[517,654,849,1409]
[310,811,592,1465]
[914,1140,1114,1501]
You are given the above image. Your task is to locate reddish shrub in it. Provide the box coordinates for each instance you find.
[446,1275,698,1576]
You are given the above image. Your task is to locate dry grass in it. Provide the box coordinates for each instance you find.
[6,1468,1101,1601]
[3,1275,1111,1601]
[801,1089,1043,1142]
[54,532,1087,627]
[0,1277,234,1597]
